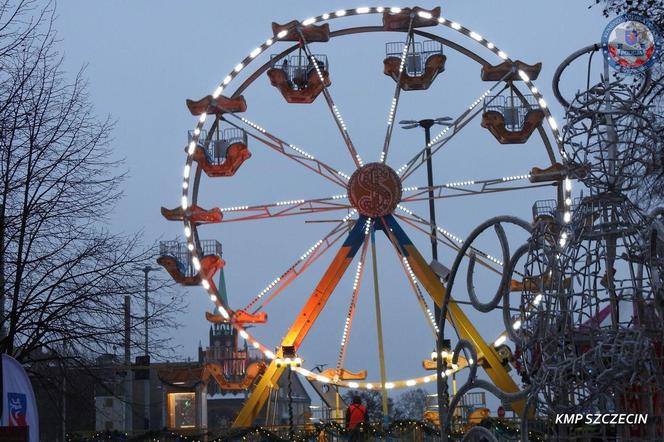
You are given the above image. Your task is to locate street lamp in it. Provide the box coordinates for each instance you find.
[400,117,452,435]
[140,265,160,431]
[141,266,161,357]
[398,117,451,278]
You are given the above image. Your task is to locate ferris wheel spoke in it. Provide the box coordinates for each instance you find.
[400,173,549,203]
[377,216,440,335]
[396,79,511,181]
[393,212,502,280]
[336,220,372,372]
[218,194,351,223]
[243,216,354,313]
[281,215,368,351]
[298,36,363,169]
[225,113,351,188]
[380,24,415,163]
[394,205,508,274]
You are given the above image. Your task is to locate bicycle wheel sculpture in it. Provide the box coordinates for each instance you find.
[507,45,664,440]
[160,6,570,428]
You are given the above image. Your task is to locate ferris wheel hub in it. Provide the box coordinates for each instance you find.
[347,162,402,217]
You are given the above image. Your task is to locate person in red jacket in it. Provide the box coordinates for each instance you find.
[345,395,367,441]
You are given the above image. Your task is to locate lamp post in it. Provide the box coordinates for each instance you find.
[399,118,450,264]
[141,266,160,431]
[399,117,452,438]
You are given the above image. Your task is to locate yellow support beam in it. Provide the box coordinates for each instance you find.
[402,243,525,416]
[382,215,525,415]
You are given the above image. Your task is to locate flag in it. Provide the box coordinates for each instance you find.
[1,354,39,441]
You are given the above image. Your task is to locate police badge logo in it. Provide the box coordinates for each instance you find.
[602,13,663,73]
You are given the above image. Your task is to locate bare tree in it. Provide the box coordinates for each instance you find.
[0,0,183,373]
[393,388,427,420]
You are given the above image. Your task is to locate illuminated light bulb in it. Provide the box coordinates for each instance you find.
[534,294,543,305]
[184,164,191,178]
[445,369,452,376]
[198,113,207,123]
[240,330,249,339]
[348,382,359,388]
[487,42,495,49]
[385,382,395,389]
[201,279,210,290]
[322,13,330,19]
[438,17,446,24]
[277,30,288,39]
[423,376,431,383]
[302,17,316,26]
[563,211,571,223]
[188,141,196,155]
[187,243,194,251]
[294,358,302,367]
[565,197,572,206]
[417,11,432,19]
[431,351,437,360]
[390,7,401,13]
[518,70,530,82]
[468,359,474,365]
[531,86,538,94]
[265,350,275,359]
[317,375,330,383]
[470,31,482,41]
[356,7,370,13]
[212,86,223,98]
[218,305,229,319]
[538,98,547,108]
[335,9,346,16]
[406,379,416,386]
[192,257,201,271]
[494,335,507,347]
[441,350,449,359]
[253,341,260,349]
[250,47,262,58]
[513,320,522,330]
[234,63,244,72]
[266,38,273,46]
[548,116,558,130]
[565,178,572,192]
[284,357,291,366]
[184,226,191,238]
[366,383,373,389]
[498,51,508,59]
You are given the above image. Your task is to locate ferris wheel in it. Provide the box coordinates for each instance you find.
[159,5,573,427]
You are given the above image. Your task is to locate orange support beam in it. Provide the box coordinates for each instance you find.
[232,217,368,428]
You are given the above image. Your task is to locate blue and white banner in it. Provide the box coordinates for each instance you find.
[1,354,39,441]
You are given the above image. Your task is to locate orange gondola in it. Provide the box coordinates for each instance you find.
[267,54,330,104]
[383,40,446,91]
[190,128,251,177]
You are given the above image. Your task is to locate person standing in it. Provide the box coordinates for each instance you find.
[345,395,367,441]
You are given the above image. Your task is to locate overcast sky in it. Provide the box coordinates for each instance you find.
[55,0,609,405]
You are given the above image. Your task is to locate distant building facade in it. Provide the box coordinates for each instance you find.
[31,322,311,440]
